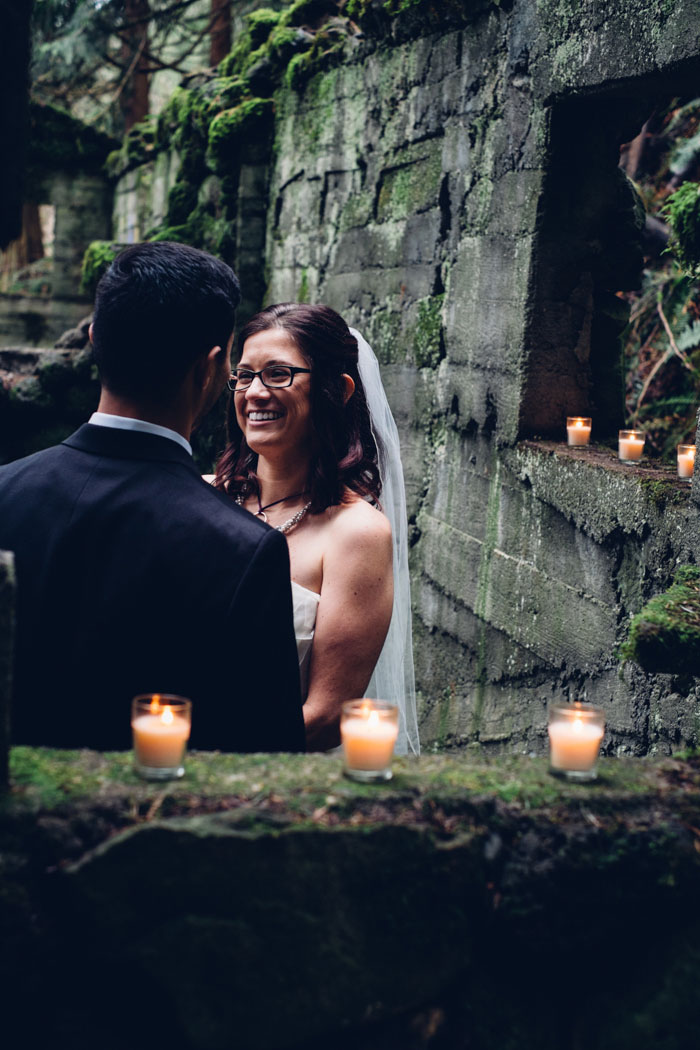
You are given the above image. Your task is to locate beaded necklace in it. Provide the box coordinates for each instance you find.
[235,492,312,535]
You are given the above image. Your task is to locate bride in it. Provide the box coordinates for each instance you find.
[213,303,419,755]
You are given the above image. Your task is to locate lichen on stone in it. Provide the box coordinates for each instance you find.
[413,294,445,368]
[621,565,700,674]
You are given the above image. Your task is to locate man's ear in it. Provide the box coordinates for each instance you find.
[88,322,94,345]
[197,344,223,388]
[341,374,355,404]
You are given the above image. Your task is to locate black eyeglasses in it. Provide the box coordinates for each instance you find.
[227,365,312,391]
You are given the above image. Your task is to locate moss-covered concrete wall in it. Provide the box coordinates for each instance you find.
[3,745,700,1050]
[261,0,700,753]
[5,1,700,753]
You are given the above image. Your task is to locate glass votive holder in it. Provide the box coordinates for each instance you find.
[131,694,192,780]
[618,429,645,463]
[548,702,605,782]
[340,699,399,783]
[677,444,696,481]
[566,416,592,446]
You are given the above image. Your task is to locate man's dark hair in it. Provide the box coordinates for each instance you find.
[91,241,241,401]
[214,302,381,512]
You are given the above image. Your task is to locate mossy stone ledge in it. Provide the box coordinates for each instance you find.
[3,746,700,1049]
[622,564,700,674]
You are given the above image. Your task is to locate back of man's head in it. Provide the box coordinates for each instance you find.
[91,241,241,402]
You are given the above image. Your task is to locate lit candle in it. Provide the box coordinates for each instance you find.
[341,700,399,782]
[618,429,645,463]
[677,444,696,480]
[131,694,191,779]
[548,702,605,781]
[566,417,591,446]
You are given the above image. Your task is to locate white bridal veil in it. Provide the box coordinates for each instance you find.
[351,328,420,756]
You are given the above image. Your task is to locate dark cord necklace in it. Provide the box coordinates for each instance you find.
[234,490,312,534]
[256,490,308,516]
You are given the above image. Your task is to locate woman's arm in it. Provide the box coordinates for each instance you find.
[303,503,393,750]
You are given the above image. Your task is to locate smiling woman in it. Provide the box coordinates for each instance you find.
[213,303,419,754]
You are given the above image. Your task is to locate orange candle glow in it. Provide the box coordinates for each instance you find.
[341,700,399,782]
[566,417,592,446]
[131,694,191,778]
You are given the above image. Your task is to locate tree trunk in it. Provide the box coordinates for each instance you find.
[209,0,232,67]
[120,0,151,132]
[0,202,44,291]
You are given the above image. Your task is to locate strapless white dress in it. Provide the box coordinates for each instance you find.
[291,579,412,755]
[292,580,321,701]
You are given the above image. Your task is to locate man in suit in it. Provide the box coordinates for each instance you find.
[0,241,305,752]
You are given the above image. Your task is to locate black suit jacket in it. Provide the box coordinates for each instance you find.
[0,424,305,752]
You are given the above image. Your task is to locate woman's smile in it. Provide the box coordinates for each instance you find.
[247,409,284,422]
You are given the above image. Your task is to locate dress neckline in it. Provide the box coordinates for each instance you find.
[291,580,321,601]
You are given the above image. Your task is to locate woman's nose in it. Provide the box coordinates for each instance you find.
[245,374,269,396]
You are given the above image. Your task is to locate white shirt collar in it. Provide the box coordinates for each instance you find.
[89,412,193,456]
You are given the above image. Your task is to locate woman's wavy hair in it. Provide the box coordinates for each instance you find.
[214,303,381,512]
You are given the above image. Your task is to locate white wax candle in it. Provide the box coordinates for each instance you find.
[548,718,604,772]
[567,421,591,446]
[132,705,190,768]
[341,711,398,770]
[618,436,644,461]
[678,448,695,478]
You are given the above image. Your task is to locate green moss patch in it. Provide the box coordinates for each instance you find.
[207,98,274,172]
[413,294,445,368]
[80,241,126,298]
[622,565,700,674]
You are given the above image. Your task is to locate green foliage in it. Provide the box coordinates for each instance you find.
[663,182,700,276]
[621,565,700,674]
[623,263,700,460]
[79,240,123,298]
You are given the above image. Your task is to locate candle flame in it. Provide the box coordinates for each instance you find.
[360,700,373,718]
[574,419,583,428]
[368,710,380,727]
[150,694,162,714]
[161,705,174,725]
[572,716,583,732]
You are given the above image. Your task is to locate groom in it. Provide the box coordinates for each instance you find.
[0,242,305,752]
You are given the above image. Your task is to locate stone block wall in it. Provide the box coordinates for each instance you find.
[8,0,700,753]
[260,0,700,753]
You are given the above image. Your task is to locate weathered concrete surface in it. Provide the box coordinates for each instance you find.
[0,552,13,785]
[261,1,700,755]
[0,338,99,465]
[2,746,700,1050]
[0,171,112,348]
[5,1,700,753]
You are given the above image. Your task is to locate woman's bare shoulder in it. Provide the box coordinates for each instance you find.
[328,494,392,546]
